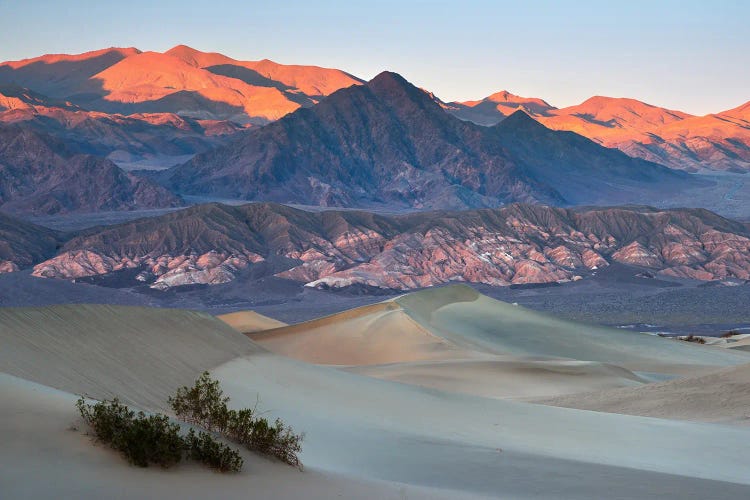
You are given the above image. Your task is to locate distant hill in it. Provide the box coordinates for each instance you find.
[0,84,246,168]
[14,202,750,290]
[0,125,181,215]
[0,212,60,272]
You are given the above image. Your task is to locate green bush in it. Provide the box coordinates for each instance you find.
[185,428,244,472]
[170,372,304,468]
[76,397,242,472]
[169,371,231,432]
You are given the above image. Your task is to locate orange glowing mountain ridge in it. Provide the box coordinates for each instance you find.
[0,45,747,171]
[0,45,363,124]
[448,92,750,172]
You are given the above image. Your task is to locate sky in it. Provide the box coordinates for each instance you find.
[0,0,748,115]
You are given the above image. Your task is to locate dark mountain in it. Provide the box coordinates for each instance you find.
[0,212,61,272]
[19,202,750,290]
[159,72,695,210]
[0,84,247,169]
[0,125,182,215]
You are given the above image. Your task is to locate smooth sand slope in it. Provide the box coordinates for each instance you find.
[0,304,260,410]
[251,301,467,364]
[213,353,750,499]
[535,362,750,424]
[249,285,749,399]
[0,373,468,500]
[217,309,288,332]
[3,292,750,498]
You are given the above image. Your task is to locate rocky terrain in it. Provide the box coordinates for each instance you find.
[159,71,692,209]
[0,213,60,272]
[0,125,181,215]
[6,202,748,290]
[449,92,750,172]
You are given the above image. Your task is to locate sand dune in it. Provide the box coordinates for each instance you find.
[0,304,259,410]
[347,358,647,400]
[0,373,468,500]
[535,362,750,424]
[214,354,750,498]
[251,301,468,365]
[217,309,287,333]
[249,285,748,400]
[396,285,748,372]
[3,299,750,498]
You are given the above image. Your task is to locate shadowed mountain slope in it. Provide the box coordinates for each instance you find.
[0,125,181,215]
[0,84,246,167]
[0,213,60,272]
[160,72,692,209]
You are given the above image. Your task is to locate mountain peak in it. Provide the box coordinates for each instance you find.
[496,109,540,128]
[166,44,199,53]
[365,71,433,104]
[484,90,552,108]
[368,71,409,87]
[163,45,234,67]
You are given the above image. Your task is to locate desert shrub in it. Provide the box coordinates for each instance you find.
[76,397,242,471]
[721,330,741,338]
[185,428,244,472]
[681,335,706,344]
[76,397,133,443]
[168,371,231,432]
[171,372,304,468]
[77,398,183,468]
[240,416,303,468]
[114,412,185,467]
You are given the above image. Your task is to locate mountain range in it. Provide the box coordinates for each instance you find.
[1,45,747,177]
[0,45,362,124]
[5,202,749,290]
[0,45,746,220]
[157,71,692,209]
[446,92,750,172]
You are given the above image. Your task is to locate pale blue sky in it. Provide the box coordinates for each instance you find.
[1,0,747,114]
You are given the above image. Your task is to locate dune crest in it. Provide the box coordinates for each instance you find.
[247,285,749,400]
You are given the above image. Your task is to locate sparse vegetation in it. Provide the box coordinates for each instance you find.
[76,372,303,472]
[679,335,706,344]
[76,397,243,472]
[184,428,244,472]
[721,330,742,338]
[170,371,304,469]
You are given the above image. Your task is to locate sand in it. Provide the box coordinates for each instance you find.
[0,373,473,500]
[213,353,750,498]
[249,285,749,399]
[347,358,647,400]
[4,287,750,498]
[251,301,468,364]
[217,309,287,332]
[535,362,750,424]
[0,304,260,411]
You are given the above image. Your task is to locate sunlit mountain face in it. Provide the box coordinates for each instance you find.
[448,92,750,173]
[0,45,363,124]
